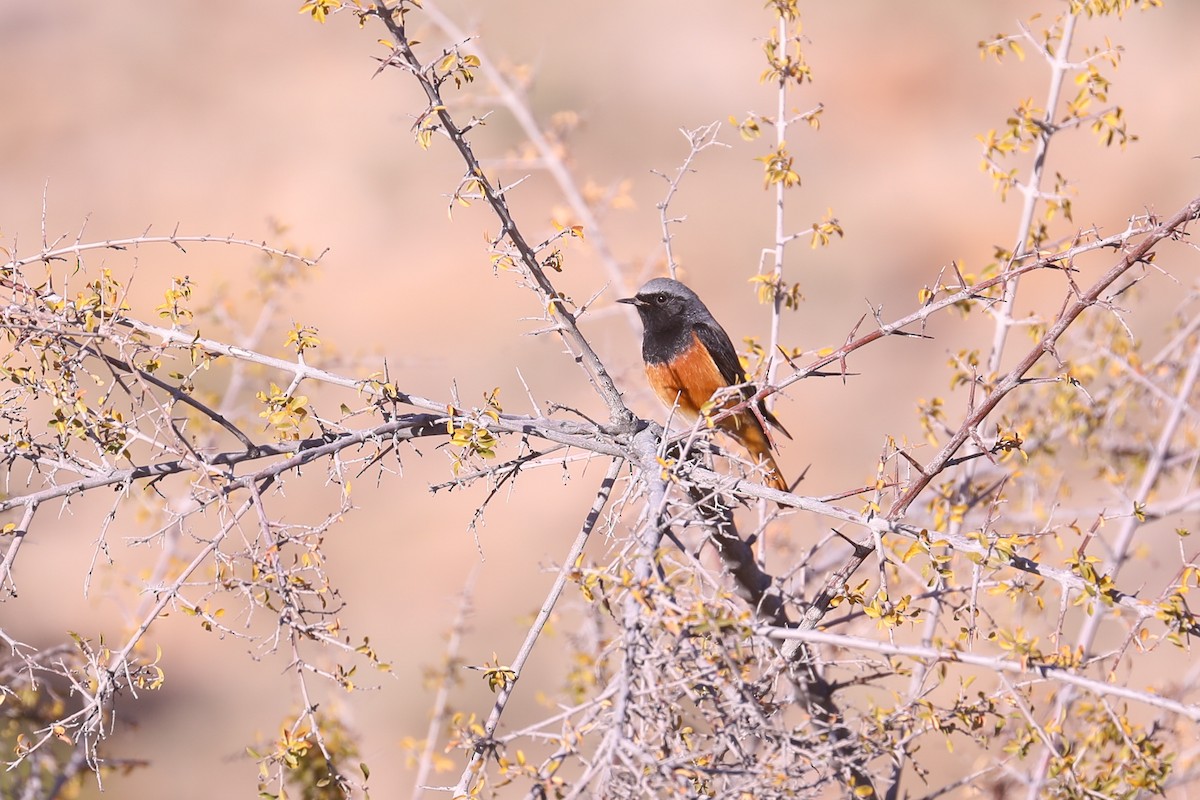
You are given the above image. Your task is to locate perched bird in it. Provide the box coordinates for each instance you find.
[618,277,791,493]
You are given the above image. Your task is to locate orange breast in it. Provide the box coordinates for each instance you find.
[643,333,727,421]
[643,333,786,492]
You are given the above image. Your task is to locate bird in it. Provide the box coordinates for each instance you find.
[618,277,791,494]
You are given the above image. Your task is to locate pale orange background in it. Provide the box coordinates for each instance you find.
[2,2,1199,798]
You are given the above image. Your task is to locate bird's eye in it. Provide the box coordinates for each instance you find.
[654,293,668,305]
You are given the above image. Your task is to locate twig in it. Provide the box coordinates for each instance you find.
[986,12,1080,375]
[758,627,1200,721]
[367,3,634,430]
[3,233,324,272]
[653,122,727,279]
[449,458,623,797]
[413,569,477,800]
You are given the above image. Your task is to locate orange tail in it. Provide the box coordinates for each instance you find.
[722,412,789,495]
[758,450,788,494]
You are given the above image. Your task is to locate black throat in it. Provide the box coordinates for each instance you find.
[638,313,694,366]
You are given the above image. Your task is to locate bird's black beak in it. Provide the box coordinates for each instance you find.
[617,296,645,307]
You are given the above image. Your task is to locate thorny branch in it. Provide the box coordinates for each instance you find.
[366,3,633,430]
[4,2,1199,798]
[2,191,1197,795]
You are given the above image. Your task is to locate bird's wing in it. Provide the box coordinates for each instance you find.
[693,320,746,388]
[694,320,793,441]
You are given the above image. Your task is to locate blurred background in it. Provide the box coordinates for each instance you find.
[2,1,1199,797]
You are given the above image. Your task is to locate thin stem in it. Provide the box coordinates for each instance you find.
[419,1,628,297]
[4,233,323,272]
[450,459,622,797]
[766,10,789,391]
[759,627,1200,721]
[0,503,37,595]
[371,4,633,428]
[1026,330,1200,796]
[412,569,476,800]
[986,13,1078,375]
